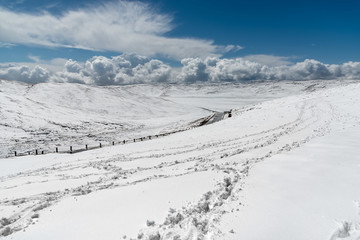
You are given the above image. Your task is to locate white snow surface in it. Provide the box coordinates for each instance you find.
[0,79,347,158]
[1,79,360,239]
[220,126,360,240]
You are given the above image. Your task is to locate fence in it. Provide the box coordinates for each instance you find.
[12,133,168,157]
[10,110,232,158]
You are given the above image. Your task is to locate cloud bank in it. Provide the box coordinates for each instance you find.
[176,57,360,82]
[1,54,360,85]
[0,1,238,60]
[52,54,172,85]
[0,65,50,84]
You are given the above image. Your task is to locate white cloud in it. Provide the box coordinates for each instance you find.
[336,61,360,79]
[224,45,244,53]
[177,58,209,83]
[28,55,41,63]
[52,54,173,85]
[65,59,82,73]
[284,59,332,80]
[243,54,293,66]
[0,1,231,60]
[176,57,360,83]
[0,41,15,48]
[1,54,360,85]
[21,56,69,72]
[0,65,49,84]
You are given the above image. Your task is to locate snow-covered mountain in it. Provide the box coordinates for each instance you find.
[1,79,360,239]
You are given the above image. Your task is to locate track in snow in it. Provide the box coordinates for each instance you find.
[1,82,360,239]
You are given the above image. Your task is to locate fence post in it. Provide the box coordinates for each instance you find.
[86,144,88,150]
[56,147,58,153]
[35,149,38,155]
[14,151,17,157]
[134,139,136,142]
[41,151,44,154]
[112,141,115,146]
[70,146,72,153]
[100,143,102,148]
[123,140,125,144]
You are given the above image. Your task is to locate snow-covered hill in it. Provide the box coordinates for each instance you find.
[0,80,211,158]
[0,79,348,158]
[1,80,360,239]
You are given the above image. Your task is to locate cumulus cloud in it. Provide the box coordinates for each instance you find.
[336,61,360,79]
[0,1,232,60]
[176,58,360,82]
[1,54,360,85]
[177,58,209,83]
[284,59,333,80]
[52,54,172,85]
[0,65,49,84]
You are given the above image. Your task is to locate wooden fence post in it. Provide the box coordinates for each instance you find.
[86,144,88,150]
[99,143,102,148]
[70,146,73,153]
[56,147,58,153]
[14,151,17,157]
[35,149,38,155]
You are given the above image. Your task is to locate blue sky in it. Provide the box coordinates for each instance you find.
[0,0,359,67]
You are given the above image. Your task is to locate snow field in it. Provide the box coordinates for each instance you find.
[220,126,360,240]
[1,79,350,158]
[1,80,360,239]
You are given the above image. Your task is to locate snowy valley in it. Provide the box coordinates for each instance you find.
[1,79,360,240]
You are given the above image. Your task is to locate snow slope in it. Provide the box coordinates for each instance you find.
[0,79,347,158]
[219,126,360,240]
[1,80,360,239]
[0,80,210,158]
